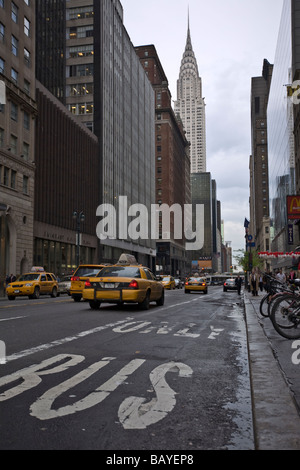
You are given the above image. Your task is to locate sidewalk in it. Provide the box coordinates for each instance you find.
[244,290,300,449]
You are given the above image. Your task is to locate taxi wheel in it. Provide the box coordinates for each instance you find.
[73,295,81,302]
[51,287,58,298]
[89,300,101,310]
[185,290,190,294]
[33,287,40,299]
[156,289,165,306]
[8,296,15,301]
[140,291,150,310]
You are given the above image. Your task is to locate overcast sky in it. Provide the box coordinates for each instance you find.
[121,0,284,261]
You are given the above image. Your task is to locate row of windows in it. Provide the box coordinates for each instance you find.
[69,63,93,78]
[69,45,94,58]
[68,103,93,115]
[1,101,30,128]
[0,127,30,160]
[0,57,31,92]
[69,25,93,39]
[68,83,93,96]
[0,165,29,194]
[0,1,31,35]
[67,6,94,21]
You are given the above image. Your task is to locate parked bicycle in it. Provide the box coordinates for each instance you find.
[269,280,300,339]
[259,274,293,318]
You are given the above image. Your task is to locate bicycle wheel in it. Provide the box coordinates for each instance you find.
[268,292,289,317]
[259,293,270,317]
[270,294,300,339]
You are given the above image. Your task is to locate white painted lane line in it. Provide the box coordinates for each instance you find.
[5,317,134,363]
[0,316,26,322]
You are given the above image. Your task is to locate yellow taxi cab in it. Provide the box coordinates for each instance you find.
[6,267,58,300]
[161,275,176,290]
[82,254,164,310]
[184,275,208,295]
[70,264,110,302]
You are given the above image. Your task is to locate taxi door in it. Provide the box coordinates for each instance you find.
[143,268,161,300]
[39,274,48,294]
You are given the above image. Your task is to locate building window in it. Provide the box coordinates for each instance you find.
[0,1,4,8]
[11,35,18,56]
[70,25,93,39]
[23,175,29,194]
[11,2,18,23]
[0,128,4,147]
[24,0,30,5]
[3,166,9,186]
[24,111,30,130]
[0,22,4,42]
[69,64,94,77]
[0,57,4,73]
[24,47,30,66]
[23,142,29,160]
[68,6,94,20]
[11,68,18,83]
[24,79,30,94]
[11,170,16,189]
[10,134,17,153]
[69,45,93,58]
[24,17,30,37]
[70,83,94,96]
[11,102,18,121]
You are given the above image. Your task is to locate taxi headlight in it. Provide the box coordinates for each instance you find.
[25,283,33,287]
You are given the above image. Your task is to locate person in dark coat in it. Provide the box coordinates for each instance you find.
[235,275,243,295]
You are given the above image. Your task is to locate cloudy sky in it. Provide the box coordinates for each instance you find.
[121,0,284,262]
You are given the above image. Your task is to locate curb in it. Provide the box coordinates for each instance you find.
[244,293,300,450]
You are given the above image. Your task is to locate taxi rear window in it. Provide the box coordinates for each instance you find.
[99,267,141,278]
[74,267,103,277]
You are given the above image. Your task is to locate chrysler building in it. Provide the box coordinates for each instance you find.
[174,19,206,173]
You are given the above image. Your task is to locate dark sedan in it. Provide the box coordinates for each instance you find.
[223,278,238,292]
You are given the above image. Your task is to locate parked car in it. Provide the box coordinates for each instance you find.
[161,276,176,289]
[174,278,183,289]
[223,278,238,292]
[6,270,58,300]
[83,254,164,310]
[57,275,72,296]
[185,277,207,294]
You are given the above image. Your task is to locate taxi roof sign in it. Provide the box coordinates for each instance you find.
[31,266,45,272]
[117,253,138,265]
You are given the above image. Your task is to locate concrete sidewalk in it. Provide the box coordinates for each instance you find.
[244,291,300,449]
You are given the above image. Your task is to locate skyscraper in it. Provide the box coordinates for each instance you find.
[174,17,206,173]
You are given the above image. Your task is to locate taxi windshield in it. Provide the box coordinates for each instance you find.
[99,267,141,278]
[18,274,40,281]
[162,277,171,281]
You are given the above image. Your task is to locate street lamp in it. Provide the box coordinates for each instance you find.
[73,210,85,267]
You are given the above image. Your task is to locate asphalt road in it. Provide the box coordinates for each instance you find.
[0,287,254,451]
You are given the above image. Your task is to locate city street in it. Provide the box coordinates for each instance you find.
[0,287,254,451]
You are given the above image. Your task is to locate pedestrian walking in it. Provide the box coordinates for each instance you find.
[235,275,243,295]
[250,270,259,296]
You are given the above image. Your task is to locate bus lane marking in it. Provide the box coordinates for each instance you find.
[30,358,146,420]
[118,362,193,429]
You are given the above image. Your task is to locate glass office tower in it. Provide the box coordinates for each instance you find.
[268,0,296,251]
[94,0,156,266]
